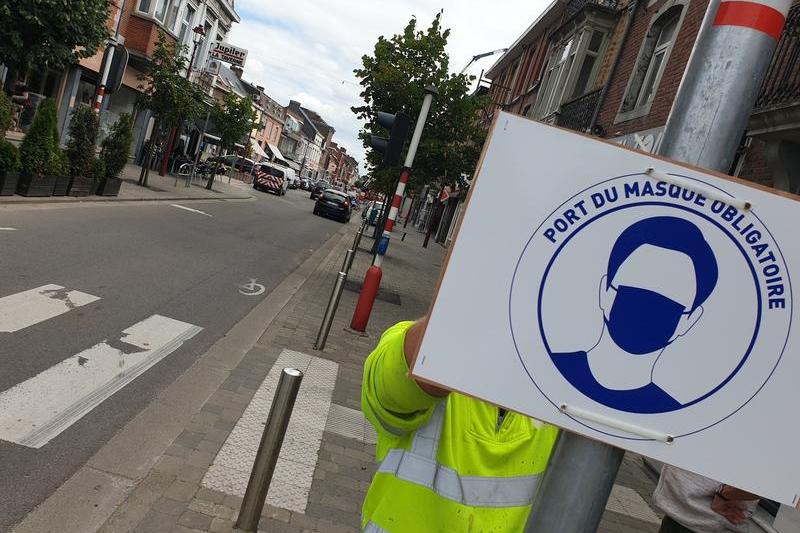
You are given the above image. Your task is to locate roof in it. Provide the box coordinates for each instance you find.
[215,64,249,97]
[485,0,567,79]
[300,107,335,138]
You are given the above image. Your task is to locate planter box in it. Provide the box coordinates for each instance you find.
[17,173,55,197]
[52,175,71,196]
[68,176,98,197]
[0,172,20,196]
[96,177,122,197]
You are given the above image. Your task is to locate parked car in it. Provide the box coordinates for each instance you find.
[299,179,312,191]
[313,189,352,222]
[287,177,299,189]
[207,154,256,173]
[253,164,287,195]
[310,180,332,200]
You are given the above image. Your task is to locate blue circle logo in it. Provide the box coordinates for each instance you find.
[509,174,791,439]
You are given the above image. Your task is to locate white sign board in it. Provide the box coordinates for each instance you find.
[209,42,248,67]
[412,112,800,507]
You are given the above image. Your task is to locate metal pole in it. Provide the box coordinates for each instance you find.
[524,433,624,533]
[341,249,354,274]
[526,2,791,531]
[314,271,347,350]
[236,367,303,532]
[190,109,211,187]
[659,0,792,172]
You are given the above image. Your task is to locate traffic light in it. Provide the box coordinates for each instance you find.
[369,111,411,166]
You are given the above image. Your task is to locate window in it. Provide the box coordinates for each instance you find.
[178,4,196,47]
[533,26,609,119]
[138,0,152,13]
[617,4,685,122]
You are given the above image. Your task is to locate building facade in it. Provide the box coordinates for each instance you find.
[483,0,800,193]
[47,0,239,160]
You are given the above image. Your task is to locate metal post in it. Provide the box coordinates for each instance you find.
[524,433,624,533]
[526,2,791,531]
[341,249,355,274]
[659,0,792,172]
[190,109,211,187]
[314,271,347,350]
[236,368,303,532]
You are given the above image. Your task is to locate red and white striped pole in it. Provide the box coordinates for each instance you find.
[658,0,793,172]
[350,86,437,332]
[94,45,115,113]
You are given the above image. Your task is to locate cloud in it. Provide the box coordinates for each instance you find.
[228,0,551,174]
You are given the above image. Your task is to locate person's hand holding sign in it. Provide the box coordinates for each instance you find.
[403,316,449,397]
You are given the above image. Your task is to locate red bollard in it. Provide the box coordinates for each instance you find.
[350,266,383,332]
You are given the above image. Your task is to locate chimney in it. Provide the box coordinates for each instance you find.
[231,65,243,78]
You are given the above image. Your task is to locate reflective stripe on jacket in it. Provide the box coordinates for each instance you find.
[361,321,559,533]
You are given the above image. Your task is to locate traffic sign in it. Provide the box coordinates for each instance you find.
[411,111,800,507]
[209,42,248,67]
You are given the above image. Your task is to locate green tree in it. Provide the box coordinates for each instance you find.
[352,12,489,196]
[66,104,99,178]
[100,113,134,179]
[20,99,58,177]
[206,92,257,190]
[0,0,109,92]
[136,31,204,185]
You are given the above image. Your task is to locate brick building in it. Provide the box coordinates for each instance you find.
[483,0,800,192]
[324,142,359,187]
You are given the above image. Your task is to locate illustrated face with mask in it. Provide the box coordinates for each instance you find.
[548,216,719,413]
[599,244,704,355]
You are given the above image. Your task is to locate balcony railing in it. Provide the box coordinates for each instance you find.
[565,0,620,16]
[556,89,602,132]
[755,4,800,110]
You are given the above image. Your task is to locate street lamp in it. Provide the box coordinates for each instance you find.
[459,48,508,75]
[186,24,206,80]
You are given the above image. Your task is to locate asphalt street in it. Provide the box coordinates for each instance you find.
[0,187,348,531]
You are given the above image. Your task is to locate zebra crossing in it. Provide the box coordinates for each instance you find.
[0,284,202,449]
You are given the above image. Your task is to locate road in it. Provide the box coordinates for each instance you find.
[0,187,348,531]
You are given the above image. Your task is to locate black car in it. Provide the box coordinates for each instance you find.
[313,189,351,223]
[310,180,332,200]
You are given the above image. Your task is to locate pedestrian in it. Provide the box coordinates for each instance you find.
[360,316,559,533]
[653,465,760,532]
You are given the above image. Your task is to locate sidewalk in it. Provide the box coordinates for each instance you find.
[0,164,253,205]
[16,220,664,533]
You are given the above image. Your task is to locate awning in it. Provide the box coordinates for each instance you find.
[284,160,301,172]
[266,143,285,162]
[250,142,268,160]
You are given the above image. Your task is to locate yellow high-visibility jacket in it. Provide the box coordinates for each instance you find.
[361,321,559,533]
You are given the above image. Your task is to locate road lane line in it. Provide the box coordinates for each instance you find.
[0,227,16,231]
[0,284,101,333]
[0,314,202,448]
[202,349,338,512]
[170,203,212,217]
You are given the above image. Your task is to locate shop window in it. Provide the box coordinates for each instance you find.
[616,3,686,122]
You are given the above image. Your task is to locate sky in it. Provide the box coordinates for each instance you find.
[227,0,552,175]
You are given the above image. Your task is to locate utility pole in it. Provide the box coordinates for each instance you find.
[94,0,127,114]
[350,86,437,332]
[525,0,792,530]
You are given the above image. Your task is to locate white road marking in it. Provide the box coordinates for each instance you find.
[0,314,202,448]
[170,204,212,217]
[238,278,265,296]
[0,227,16,231]
[202,349,338,512]
[0,284,101,333]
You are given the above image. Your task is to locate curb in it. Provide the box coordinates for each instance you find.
[10,224,352,533]
[0,194,254,206]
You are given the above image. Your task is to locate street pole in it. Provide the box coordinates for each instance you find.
[236,368,303,532]
[525,0,791,530]
[189,109,211,187]
[350,86,437,332]
[94,0,127,114]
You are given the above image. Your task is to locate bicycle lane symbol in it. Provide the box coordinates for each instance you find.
[238,279,266,296]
